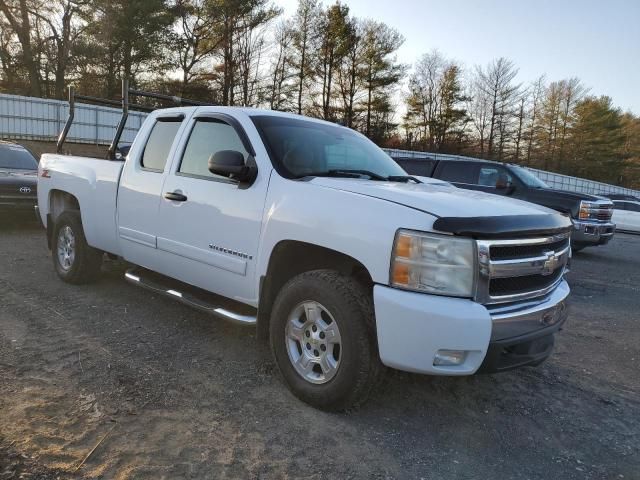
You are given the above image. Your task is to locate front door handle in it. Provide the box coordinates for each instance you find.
[164,191,188,202]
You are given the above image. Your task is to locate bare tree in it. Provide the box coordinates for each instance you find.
[267,19,294,110]
[525,75,546,165]
[0,0,41,95]
[475,57,520,159]
[513,92,526,162]
[30,0,90,98]
[557,77,587,163]
[213,0,279,106]
[466,79,491,157]
[404,50,446,149]
[172,0,222,92]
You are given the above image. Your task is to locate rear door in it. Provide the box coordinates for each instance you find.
[117,112,187,266]
[154,113,270,303]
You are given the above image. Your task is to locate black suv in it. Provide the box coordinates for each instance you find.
[393,155,615,251]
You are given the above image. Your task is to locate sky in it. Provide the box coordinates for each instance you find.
[275,0,640,114]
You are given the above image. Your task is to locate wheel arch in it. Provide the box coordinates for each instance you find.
[46,190,81,249]
[257,240,374,341]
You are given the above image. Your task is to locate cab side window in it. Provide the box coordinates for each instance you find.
[395,158,436,176]
[179,119,248,179]
[141,119,182,171]
[436,161,478,184]
[613,201,626,210]
[627,203,640,212]
[477,166,513,187]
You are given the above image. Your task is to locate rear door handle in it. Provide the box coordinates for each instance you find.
[164,191,188,202]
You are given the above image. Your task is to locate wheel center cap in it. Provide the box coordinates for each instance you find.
[309,329,322,344]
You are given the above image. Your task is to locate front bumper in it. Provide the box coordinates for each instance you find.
[572,220,615,245]
[373,280,570,375]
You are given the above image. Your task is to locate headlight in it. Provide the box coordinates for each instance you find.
[390,229,476,297]
[579,201,596,220]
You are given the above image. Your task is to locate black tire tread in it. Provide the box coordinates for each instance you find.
[270,269,382,411]
[52,211,102,284]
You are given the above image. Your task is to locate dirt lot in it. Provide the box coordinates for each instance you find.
[1,217,638,480]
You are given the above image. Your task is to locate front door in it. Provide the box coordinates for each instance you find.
[155,114,270,304]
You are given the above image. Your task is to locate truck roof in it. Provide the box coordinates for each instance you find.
[151,105,351,130]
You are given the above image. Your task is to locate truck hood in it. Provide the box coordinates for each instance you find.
[523,187,611,217]
[309,177,555,218]
[0,169,37,181]
[535,187,607,202]
[0,169,37,187]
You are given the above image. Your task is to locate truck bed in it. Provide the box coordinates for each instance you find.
[37,154,125,256]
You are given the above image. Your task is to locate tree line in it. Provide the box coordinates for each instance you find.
[1,0,638,188]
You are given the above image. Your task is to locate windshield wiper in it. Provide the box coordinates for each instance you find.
[299,169,422,183]
[387,175,422,184]
[297,169,387,180]
[328,169,389,180]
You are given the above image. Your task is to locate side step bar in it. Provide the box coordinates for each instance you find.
[124,269,257,326]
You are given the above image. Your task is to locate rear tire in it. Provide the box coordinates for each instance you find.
[51,211,102,284]
[270,270,382,411]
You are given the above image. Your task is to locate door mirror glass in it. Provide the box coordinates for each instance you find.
[495,173,515,193]
[208,150,256,183]
[495,173,511,190]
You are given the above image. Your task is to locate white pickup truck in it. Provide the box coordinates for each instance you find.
[37,106,572,410]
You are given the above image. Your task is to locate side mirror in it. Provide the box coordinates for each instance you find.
[496,174,514,193]
[208,150,257,184]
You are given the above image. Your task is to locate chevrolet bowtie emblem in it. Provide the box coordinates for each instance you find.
[541,250,560,276]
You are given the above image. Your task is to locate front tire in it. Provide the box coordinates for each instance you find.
[52,211,103,284]
[270,270,382,411]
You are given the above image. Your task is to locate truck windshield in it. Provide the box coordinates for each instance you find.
[511,166,549,188]
[252,115,407,180]
[0,145,38,170]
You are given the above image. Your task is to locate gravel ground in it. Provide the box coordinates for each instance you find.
[0,217,639,479]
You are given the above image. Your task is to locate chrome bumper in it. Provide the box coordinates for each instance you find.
[572,220,615,244]
[487,280,570,341]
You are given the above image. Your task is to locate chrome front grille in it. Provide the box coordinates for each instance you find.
[595,206,613,222]
[580,200,613,222]
[475,233,571,305]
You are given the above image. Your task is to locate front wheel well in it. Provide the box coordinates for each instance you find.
[257,241,374,341]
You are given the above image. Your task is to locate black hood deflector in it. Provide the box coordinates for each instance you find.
[433,214,573,239]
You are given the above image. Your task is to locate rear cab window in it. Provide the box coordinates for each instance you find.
[141,118,183,172]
